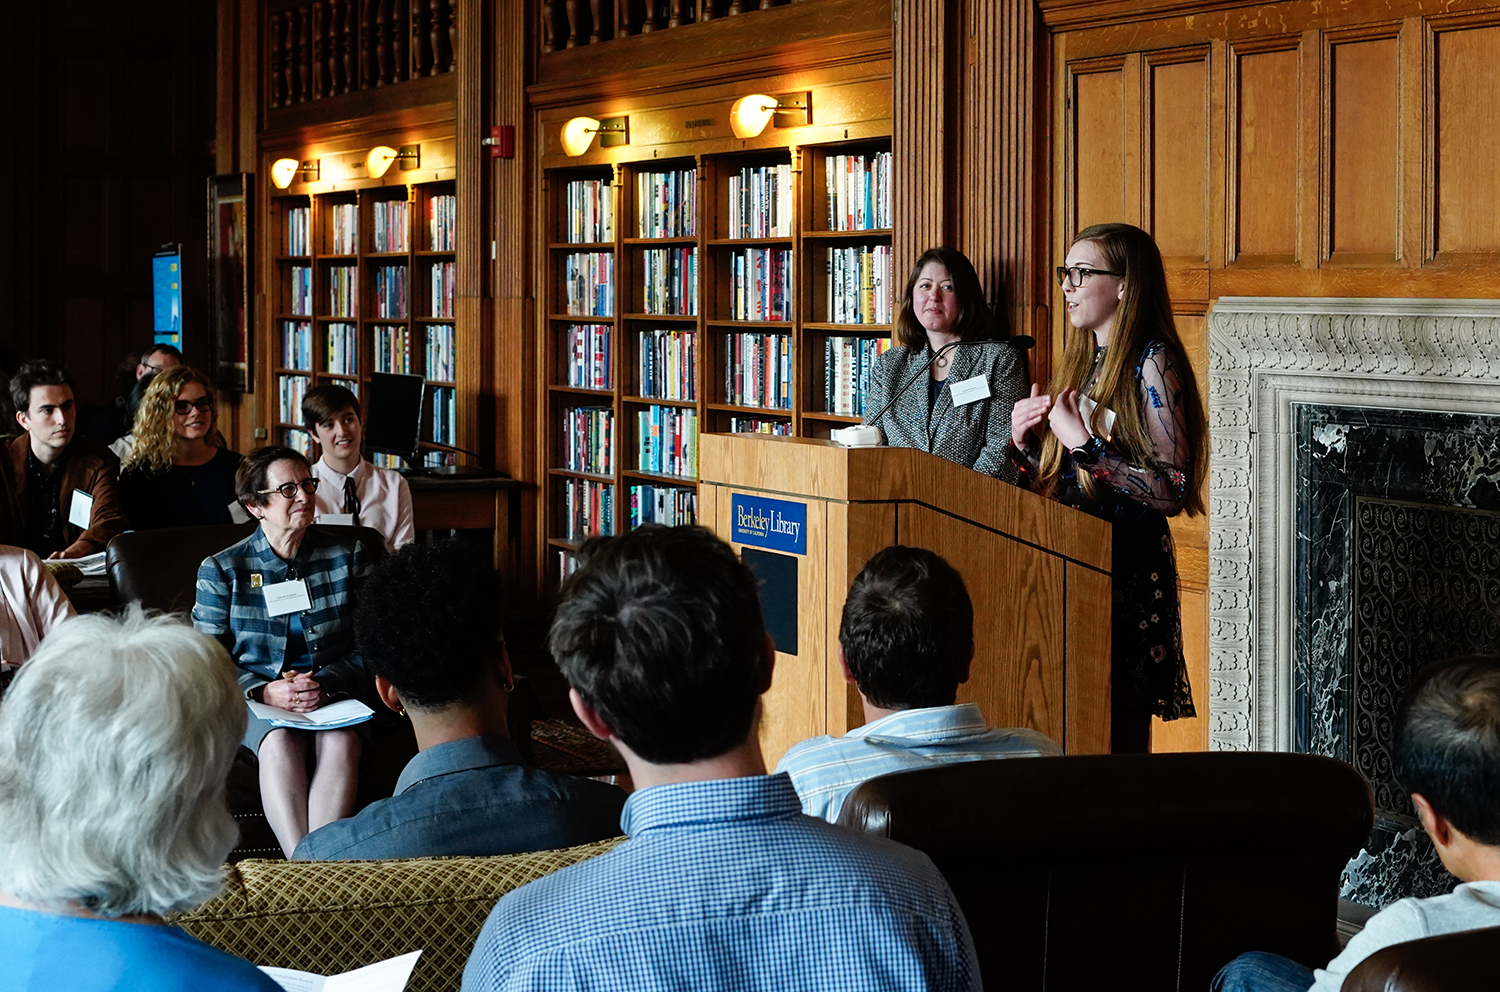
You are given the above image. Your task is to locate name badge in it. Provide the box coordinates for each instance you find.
[68,489,94,529]
[949,374,991,407]
[263,579,312,617]
[320,513,355,527]
[228,501,251,524]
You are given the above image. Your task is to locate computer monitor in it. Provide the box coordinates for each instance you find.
[363,372,425,461]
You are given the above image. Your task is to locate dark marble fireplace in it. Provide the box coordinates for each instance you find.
[1208,297,1500,910]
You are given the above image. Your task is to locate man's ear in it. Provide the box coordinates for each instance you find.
[494,642,515,691]
[839,645,856,686]
[570,687,614,742]
[15,409,28,432]
[758,632,777,694]
[957,644,974,686]
[374,675,404,714]
[1412,793,1453,849]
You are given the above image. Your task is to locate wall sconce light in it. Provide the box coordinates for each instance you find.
[561,116,629,157]
[730,92,812,139]
[366,144,420,178]
[271,158,321,189]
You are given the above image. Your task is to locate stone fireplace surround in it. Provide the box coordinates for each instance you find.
[1206,297,1500,754]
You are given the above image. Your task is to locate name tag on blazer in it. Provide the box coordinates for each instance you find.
[68,489,94,529]
[263,579,313,617]
[949,374,991,407]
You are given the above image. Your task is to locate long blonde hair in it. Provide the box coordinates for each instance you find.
[1037,223,1207,515]
[123,366,216,476]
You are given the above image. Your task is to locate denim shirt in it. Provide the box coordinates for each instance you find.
[191,526,372,698]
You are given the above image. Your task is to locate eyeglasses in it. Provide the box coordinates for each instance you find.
[174,396,214,415]
[257,477,320,500]
[1055,265,1123,288]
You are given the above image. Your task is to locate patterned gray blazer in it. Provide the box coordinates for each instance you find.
[863,340,1029,482]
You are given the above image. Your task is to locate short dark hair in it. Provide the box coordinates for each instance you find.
[839,546,974,710]
[234,445,310,508]
[356,539,501,709]
[10,360,74,414]
[302,384,362,432]
[893,246,994,349]
[548,525,768,764]
[1394,654,1500,845]
[143,343,182,364]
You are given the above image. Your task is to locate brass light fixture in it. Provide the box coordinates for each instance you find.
[366,144,420,178]
[730,92,811,139]
[561,116,629,157]
[271,158,321,189]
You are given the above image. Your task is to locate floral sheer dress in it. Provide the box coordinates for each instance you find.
[1017,340,1197,721]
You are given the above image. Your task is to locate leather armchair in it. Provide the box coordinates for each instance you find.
[1343,924,1500,992]
[838,752,1374,992]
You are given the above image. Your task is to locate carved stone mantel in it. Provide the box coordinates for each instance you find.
[1207,297,1500,751]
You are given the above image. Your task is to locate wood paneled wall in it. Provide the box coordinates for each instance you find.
[1043,0,1500,749]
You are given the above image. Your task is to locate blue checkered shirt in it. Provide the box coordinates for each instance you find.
[775,703,1063,822]
[191,526,372,698]
[460,773,980,992]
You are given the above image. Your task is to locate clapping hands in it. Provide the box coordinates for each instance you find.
[1012,385,1091,449]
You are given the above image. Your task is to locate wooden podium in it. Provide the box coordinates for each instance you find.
[698,433,1113,765]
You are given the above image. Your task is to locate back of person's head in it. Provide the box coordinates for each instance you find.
[549,525,769,764]
[9,359,74,415]
[840,546,974,710]
[0,608,246,917]
[1395,654,1500,845]
[356,538,502,709]
[302,383,363,431]
[142,343,183,368]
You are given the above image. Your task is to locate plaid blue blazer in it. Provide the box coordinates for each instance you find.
[191,526,373,698]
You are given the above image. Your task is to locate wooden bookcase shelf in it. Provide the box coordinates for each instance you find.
[542,138,893,580]
[267,180,460,467]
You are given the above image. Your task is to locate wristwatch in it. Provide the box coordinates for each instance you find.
[1070,434,1107,465]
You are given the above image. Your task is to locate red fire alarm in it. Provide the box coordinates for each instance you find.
[483,125,515,159]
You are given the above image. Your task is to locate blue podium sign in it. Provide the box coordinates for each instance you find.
[730,493,807,555]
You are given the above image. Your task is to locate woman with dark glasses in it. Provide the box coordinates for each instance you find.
[192,445,376,856]
[118,366,243,529]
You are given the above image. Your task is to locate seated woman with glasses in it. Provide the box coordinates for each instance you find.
[191,445,376,857]
[118,366,243,529]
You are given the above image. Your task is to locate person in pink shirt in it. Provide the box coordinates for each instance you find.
[301,385,414,552]
[0,543,75,669]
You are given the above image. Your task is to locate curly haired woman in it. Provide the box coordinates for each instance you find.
[118,366,242,530]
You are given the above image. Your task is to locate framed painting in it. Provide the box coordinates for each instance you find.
[207,173,253,392]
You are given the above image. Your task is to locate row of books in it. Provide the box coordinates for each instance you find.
[827,151,893,231]
[429,194,457,251]
[641,247,698,316]
[629,484,696,528]
[638,328,695,400]
[565,252,614,316]
[426,325,456,383]
[636,404,698,478]
[286,206,311,256]
[423,450,457,468]
[561,478,614,542]
[724,332,792,410]
[728,164,793,239]
[562,406,614,475]
[278,374,309,424]
[372,200,408,253]
[430,261,456,318]
[730,417,792,435]
[289,265,312,316]
[823,335,892,416]
[373,264,409,318]
[374,325,411,374]
[283,428,316,459]
[636,169,696,239]
[371,452,407,469]
[827,245,893,325]
[728,248,793,322]
[566,178,614,243]
[330,203,358,255]
[328,322,358,377]
[566,324,612,390]
[282,321,313,371]
[429,386,457,446]
[329,265,358,317]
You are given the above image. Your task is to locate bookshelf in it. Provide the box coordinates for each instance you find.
[542,138,893,580]
[268,180,460,468]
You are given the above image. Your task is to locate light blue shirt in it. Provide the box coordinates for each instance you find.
[776,702,1062,822]
[0,905,281,992]
[461,773,980,992]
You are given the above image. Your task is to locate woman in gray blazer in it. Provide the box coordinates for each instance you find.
[862,247,1029,481]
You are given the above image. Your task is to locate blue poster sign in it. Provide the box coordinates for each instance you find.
[731,493,807,555]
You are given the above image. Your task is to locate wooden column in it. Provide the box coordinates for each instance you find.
[892,0,951,269]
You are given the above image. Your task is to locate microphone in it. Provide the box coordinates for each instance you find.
[861,339,989,429]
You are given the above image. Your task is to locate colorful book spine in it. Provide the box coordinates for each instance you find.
[290,265,312,316]
[329,265,358,317]
[723,332,792,409]
[325,322,358,376]
[281,321,313,371]
[566,324,612,390]
[827,245,893,324]
[636,404,698,478]
[637,328,695,400]
[426,325,456,383]
[728,416,792,435]
[286,206,311,256]
[371,452,406,469]
[429,194,457,250]
[628,485,696,528]
[564,252,615,316]
[372,200,408,252]
[429,386,457,445]
[562,478,615,540]
[283,428,316,459]
[374,264,408,318]
[640,247,697,316]
[636,168,697,238]
[728,248,793,321]
[562,406,614,475]
[825,151,893,232]
[430,261,456,318]
[278,374,309,424]
[823,335,893,415]
[728,164,793,238]
[422,450,457,468]
[331,203,358,254]
[566,178,614,243]
[373,325,411,374]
